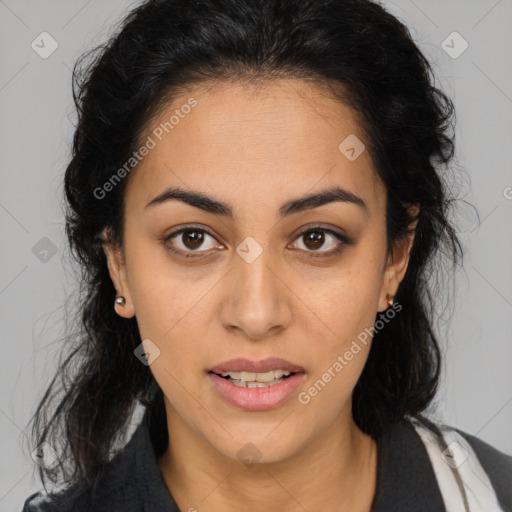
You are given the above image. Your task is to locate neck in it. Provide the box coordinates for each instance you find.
[158,401,378,512]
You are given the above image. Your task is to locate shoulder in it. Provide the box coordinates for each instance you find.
[21,463,135,512]
[21,472,117,512]
[21,485,92,512]
[455,427,512,507]
[21,452,138,512]
[410,418,512,510]
[21,430,140,512]
[455,427,512,470]
[21,409,175,512]
[22,491,56,512]
[372,417,511,512]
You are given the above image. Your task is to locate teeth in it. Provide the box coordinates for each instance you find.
[219,369,292,382]
[231,380,274,388]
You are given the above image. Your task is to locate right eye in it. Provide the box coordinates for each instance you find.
[161,226,224,257]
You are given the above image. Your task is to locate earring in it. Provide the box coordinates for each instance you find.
[115,296,126,306]
[386,294,394,307]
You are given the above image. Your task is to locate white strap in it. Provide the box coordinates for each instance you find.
[412,420,505,512]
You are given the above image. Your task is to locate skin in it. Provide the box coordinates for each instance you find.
[103,78,418,512]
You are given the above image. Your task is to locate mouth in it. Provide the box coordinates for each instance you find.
[207,357,305,411]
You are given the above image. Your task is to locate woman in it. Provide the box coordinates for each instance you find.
[22,0,511,511]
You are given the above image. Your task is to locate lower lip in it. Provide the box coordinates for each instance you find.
[208,372,305,411]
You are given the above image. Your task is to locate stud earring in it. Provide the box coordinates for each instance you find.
[115,296,126,306]
[386,294,394,307]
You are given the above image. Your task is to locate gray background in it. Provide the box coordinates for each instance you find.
[1,0,511,509]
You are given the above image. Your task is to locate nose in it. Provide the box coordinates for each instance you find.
[219,240,293,341]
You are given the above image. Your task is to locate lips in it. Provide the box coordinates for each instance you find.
[209,357,305,374]
[208,370,306,411]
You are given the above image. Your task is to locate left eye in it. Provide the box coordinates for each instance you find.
[290,227,347,255]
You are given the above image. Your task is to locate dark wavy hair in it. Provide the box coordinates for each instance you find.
[25,0,465,496]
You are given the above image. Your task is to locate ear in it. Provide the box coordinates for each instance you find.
[101,227,135,318]
[377,203,420,312]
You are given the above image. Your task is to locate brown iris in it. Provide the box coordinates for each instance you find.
[182,229,204,250]
[303,231,325,250]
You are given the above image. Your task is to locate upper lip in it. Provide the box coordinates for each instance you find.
[209,357,305,374]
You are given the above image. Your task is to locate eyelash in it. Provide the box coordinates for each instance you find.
[161,224,351,259]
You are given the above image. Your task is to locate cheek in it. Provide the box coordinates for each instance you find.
[297,264,382,396]
[126,239,208,339]
[305,264,383,343]
[297,304,374,419]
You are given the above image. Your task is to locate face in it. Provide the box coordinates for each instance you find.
[103,78,415,465]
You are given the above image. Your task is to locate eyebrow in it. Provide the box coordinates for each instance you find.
[144,185,367,218]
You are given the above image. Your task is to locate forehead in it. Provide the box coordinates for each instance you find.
[125,78,385,216]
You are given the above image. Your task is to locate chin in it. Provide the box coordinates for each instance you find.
[204,421,307,467]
